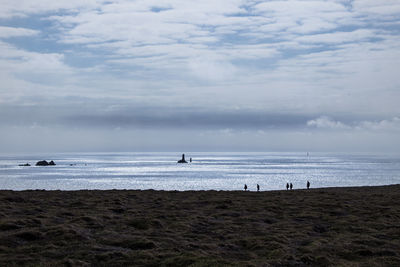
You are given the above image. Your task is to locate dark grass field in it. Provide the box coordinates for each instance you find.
[1,185,400,266]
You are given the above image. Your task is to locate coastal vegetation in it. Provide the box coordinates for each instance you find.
[0,185,399,266]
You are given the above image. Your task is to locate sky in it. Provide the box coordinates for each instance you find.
[0,0,399,153]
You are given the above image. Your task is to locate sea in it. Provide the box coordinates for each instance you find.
[0,152,400,191]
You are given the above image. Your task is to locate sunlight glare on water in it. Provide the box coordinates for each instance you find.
[0,152,399,191]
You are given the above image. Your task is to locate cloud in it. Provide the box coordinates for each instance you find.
[38,0,398,83]
[358,117,400,132]
[1,0,395,84]
[352,0,400,17]
[0,40,75,102]
[0,0,100,18]
[307,116,350,130]
[0,26,38,38]
[0,1,400,152]
[0,100,311,130]
[307,116,400,132]
[295,29,377,45]
[0,41,69,72]
[253,0,350,34]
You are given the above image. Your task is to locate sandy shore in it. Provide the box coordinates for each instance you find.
[1,185,400,266]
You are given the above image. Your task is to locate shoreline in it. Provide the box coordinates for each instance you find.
[1,184,400,265]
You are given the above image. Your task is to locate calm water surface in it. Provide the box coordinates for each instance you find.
[0,152,399,191]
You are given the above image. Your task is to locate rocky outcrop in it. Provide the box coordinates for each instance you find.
[177,154,188,163]
[35,160,56,166]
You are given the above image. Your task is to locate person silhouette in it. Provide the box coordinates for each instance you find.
[244,184,248,191]
[257,184,260,192]
[286,183,289,190]
[307,180,310,189]
[290,183,293,190]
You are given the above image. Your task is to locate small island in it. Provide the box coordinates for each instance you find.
[18,163,31,167]
[35,160,56,166]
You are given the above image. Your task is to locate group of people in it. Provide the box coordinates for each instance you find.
[286,180,311,190]
[244,181,311,191]
[244,184,261,191]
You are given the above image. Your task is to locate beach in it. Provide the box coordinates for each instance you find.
[1,185,399,266]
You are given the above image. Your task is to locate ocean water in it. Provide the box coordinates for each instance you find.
[0,152,399,191]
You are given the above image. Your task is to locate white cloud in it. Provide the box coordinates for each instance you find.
[0,41,70,73]
[0,40,76,102]
[352,0,400,17]
[188,56,238,81]
[295,29,376,44]
[37,0,395,81]
[0,0,399,153]
[307,116,350,130]
[253,0,351,34]
[358,117,400,132]
[0,26,38,38]
[307,116,400,132]
[0,0,100,18]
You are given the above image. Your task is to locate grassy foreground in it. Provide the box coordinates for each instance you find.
[1,185,400,266]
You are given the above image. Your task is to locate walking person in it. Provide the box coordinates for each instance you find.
[257,184,260,192]
[290,183,293,190]
[286,183,289,190]
[244,184,247,191]
[307,180,310,189]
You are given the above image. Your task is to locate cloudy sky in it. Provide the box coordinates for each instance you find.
[0,0,399,153]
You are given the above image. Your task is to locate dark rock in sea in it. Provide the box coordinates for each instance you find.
[36,160,56,166]
[177,154,188,163]
[18,163,31,167]
[36,160,49,166]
